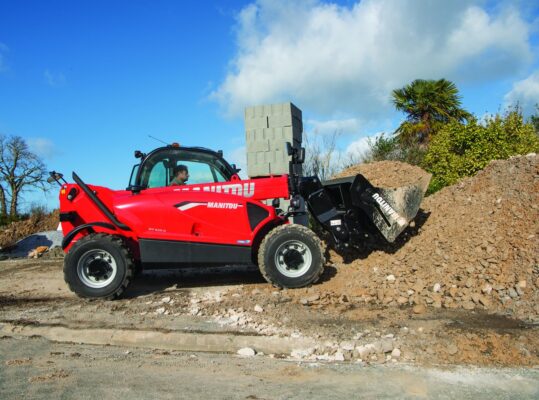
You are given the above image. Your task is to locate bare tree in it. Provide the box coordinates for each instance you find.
[0,135,47,218]
[303,131,343,181]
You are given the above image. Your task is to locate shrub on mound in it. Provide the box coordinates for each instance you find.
[423,110,539,193]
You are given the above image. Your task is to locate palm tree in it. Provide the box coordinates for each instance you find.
[392,79,471,145]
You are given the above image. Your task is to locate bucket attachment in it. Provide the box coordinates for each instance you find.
[300,172,430,248]
[348,174,428,242]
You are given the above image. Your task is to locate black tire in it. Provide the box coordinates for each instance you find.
[64,233,135,300]
[258,224,325,288]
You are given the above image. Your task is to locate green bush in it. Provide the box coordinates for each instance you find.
[366,134,400,161]
[0,213,23,227]
[423,110,539,193]
[364,134,426,166]
[27,203,48,219]
[0,203,49,228]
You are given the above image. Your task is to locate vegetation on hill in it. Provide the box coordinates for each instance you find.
[364,80,539,194]
[423,110,539,193]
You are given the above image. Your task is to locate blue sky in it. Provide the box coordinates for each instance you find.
[0,0,538,211]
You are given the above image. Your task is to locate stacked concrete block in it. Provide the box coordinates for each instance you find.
[244,102,307,225]
[244,102,303,178]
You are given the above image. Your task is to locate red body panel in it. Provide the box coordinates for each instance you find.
[60,175,290,257]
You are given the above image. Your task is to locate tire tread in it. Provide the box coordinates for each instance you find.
[257,224,325,288]
[63,233,135,300]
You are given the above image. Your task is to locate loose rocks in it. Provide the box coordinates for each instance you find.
[320,155,539,320]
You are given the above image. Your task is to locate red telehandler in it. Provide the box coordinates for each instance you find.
[49,142,428,299]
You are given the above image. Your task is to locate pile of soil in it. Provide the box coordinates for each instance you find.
[0,210,60,250]
[333,160,432,192]
[300,154,539,320]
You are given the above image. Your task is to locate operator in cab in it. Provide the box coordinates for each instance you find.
[170,165,189,186]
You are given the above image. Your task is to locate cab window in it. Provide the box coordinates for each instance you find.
[138,149,232,188]
[147,161,168,188]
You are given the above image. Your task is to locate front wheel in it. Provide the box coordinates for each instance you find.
[258,224,325,288]
[64,233,135,299]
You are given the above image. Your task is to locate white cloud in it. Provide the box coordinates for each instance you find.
[27,138,57,159]
[227,145,248,178]
[306,118,360,135]
[44,69,66,87]
[504,70,539,116]
[345,132,382,159]
[212,0,533,119]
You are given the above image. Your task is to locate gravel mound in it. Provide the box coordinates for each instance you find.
[334,160,432,192]
[320,154,539,320]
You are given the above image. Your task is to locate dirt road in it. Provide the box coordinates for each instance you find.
[1,258,539,398]
[2,337,539,400]
[1,259,538,366]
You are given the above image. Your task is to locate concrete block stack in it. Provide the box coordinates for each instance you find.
[244,102,303,178]
[244,102,307,225]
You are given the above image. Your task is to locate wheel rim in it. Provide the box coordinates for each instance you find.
[274,240,313,278]
[77,249,118,289]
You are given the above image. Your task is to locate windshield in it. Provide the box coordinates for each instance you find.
[138,148,233,188]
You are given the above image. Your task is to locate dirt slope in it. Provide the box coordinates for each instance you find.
[305,154,539,319]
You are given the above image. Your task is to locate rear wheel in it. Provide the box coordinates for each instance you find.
[64,233,134,299]
[258,224,325,288]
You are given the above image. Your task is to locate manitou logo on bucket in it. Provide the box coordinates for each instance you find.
[174,182,255,198]
[372,193,407,227]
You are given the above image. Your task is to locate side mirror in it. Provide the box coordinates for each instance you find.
[231,164,241,173]
[47,171,65,186]
[47,174,60,184]
[134,150,145,159]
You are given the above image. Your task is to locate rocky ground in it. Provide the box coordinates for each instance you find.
[0,258,538,367]
[320,154,539,321]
